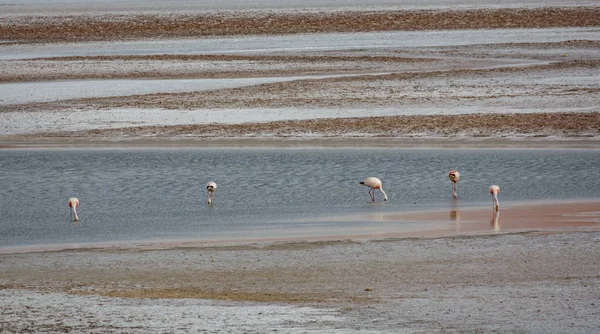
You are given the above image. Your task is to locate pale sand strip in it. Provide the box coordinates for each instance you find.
[1,136,599,149]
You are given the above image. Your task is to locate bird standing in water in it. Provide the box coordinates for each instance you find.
[489,185,500,211]
[360,177,388,202]
[206,182,217,205]
[448,170,460,199]
[68,197,79,221]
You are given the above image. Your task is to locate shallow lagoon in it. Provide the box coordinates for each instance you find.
[0,148,598,248]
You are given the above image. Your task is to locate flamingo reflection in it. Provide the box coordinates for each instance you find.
[452,209,462,233]
[491,209,500,232]
[450,210,461,222]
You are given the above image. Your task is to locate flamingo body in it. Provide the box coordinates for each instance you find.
[489,185,500,211]
[360,177,388,202]
[206,182,217,205]
[448,170,460,199]
[68,197,79,221]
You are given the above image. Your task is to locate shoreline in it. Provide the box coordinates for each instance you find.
[2,199,598,255]
[2,199,599,332]
[2,136,600,149]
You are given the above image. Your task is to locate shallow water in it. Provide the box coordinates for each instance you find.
[2,28,599,60]
[0,75,344,105]
[0,148,598,248]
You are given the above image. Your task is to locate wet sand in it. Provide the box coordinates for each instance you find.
[1,200,599,332]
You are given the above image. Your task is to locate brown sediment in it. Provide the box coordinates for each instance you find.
[100,289,365,304]
[1,8,599,43]
[44,112,600,138]
[0,54,438,83]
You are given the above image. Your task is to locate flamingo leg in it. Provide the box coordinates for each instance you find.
[452,182,458,199]
[369,188,375,201]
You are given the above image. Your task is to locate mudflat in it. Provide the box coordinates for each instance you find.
[1,6,599,145]
[1,200,599,332]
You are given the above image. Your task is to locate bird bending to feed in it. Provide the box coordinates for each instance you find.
[206,182,217,205]
[68,197,79,221]
[448,170,460,199]
[360,177,388,202]
[489,185,500,211]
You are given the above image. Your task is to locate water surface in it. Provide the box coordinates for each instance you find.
[2,28,599,60]
[0,148,598,249]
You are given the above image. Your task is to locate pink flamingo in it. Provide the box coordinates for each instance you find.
[206,182,217,205]
[489,185,500,211]
[68,197,79,221]
[448,170,460,199]
[360,177,388,202]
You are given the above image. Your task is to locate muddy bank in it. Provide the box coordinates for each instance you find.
[2,8,600,43]
[1,229,599,332]
[32,112,600,139]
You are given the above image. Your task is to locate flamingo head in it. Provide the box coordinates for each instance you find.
[448,170,460,183]
[206,182,217,192]
[68,197,79,208]
[489,185,500,195]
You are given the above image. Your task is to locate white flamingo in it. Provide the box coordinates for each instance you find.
[360,177,388,202]
[489,185,500,211]
[206,182,217,205]
[68,197,79,221]
[448,170,460,199]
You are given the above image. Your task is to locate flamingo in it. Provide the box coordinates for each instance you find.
[489,185,500,211]
[206,182,217,205]
[360,177,388,202]
[68,197,79,221]
[448,170,460,199]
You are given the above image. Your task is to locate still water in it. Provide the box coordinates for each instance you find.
[0,148,598,248]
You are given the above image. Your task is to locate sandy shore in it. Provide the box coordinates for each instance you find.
[1,200,599,332]
[2,135,600,150]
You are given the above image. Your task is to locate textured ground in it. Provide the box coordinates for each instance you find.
[2,7,600,42]
[1,6,599,145]
[2,231,599,333]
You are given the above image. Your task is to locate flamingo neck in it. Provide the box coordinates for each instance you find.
[493,193,500,210]
[380,187,388,201]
